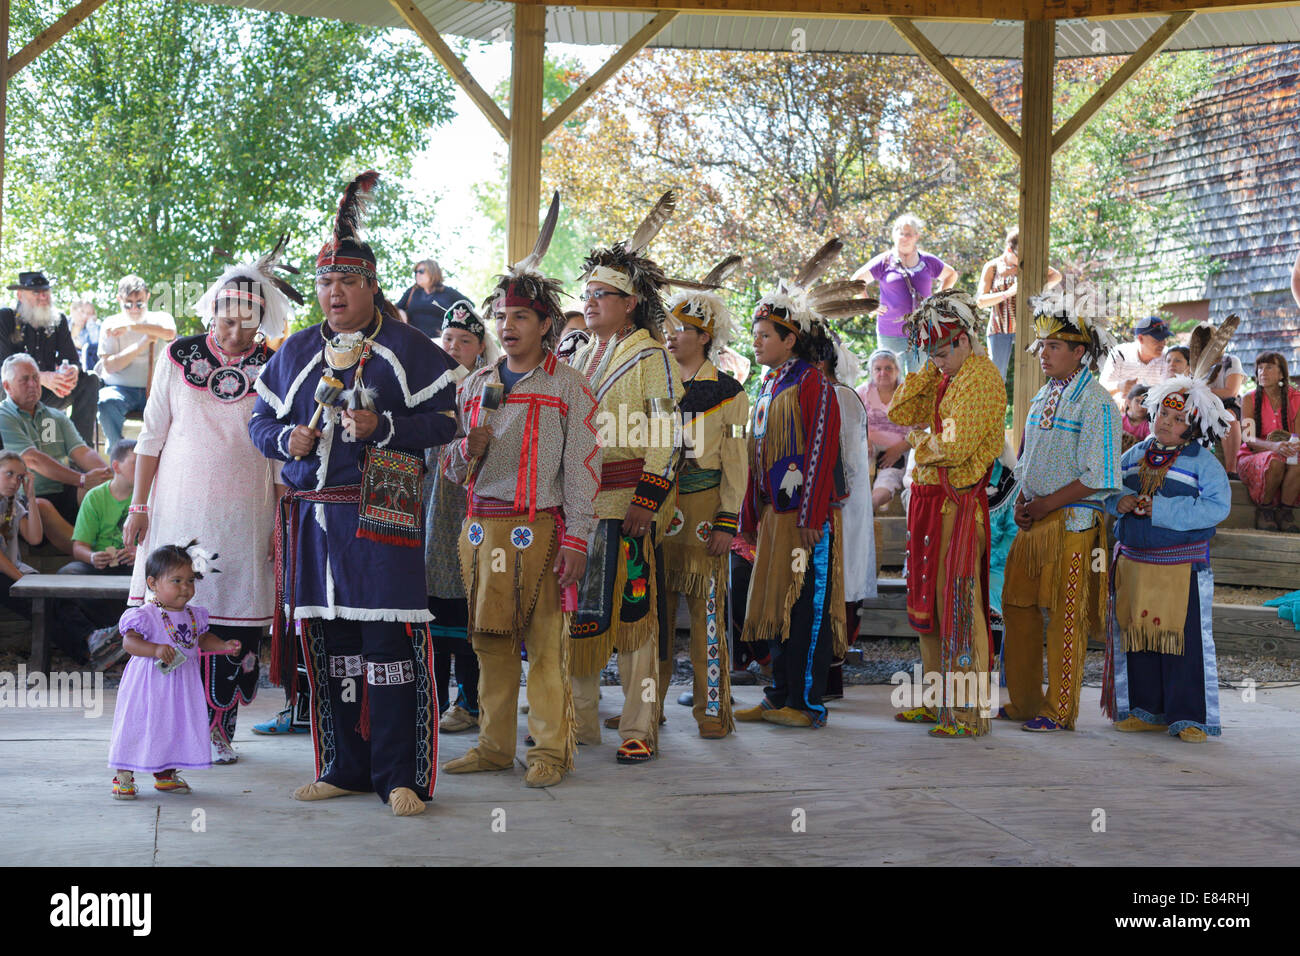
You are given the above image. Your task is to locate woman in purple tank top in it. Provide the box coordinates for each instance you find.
[852,214,956,375]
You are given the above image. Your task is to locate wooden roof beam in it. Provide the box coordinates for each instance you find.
[510,0,1291,23]
[1051,11,1194,153]
[389,0,511,141]
[8,0,108,77]
[889,17,1022,157]
[541,10,677,139]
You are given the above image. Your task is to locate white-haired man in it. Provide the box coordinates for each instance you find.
[0,271,100,444]
[0,353,111,552]
[97,275,177,448]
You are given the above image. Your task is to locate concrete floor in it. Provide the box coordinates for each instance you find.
[3,682,1299,866]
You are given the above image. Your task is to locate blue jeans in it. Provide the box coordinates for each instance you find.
[876,333,923,376]
[98,384,147,450]
[988,333,1016,381]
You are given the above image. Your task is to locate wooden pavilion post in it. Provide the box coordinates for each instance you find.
[1013,18,1055,449]
[0,0,10,266]
[506,3,545,264]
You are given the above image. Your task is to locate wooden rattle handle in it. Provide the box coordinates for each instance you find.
[292,403,329,461]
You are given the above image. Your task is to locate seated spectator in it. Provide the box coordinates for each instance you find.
[1121,383,1151,452]
[1237,351,1300,532]
[856,348,913,510]
[68,299,100,371]
[1165,346,1190,377]
[0,271,100,444]
[396,259,465,338]
[0,353,111,550]
[96,276,176,449]
[60,439,137,575]
[1099,314,1171,407]
[0,450,111,665]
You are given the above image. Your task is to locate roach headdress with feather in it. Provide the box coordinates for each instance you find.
[486,190,566,350]
[905,288,984,355]
[316,170,380,280]
[199,234,302,341]
[752,238,879,339]
[1144,314,1239,443]
[580,190,676,339]
[1027,284,1119,370]
[664,255,741,351]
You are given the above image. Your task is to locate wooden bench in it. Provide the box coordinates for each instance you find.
[11,574,131,672]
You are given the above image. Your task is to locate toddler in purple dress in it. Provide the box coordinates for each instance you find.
[108,542,239,799]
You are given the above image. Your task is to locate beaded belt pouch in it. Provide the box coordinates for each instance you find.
[357,447,425,547]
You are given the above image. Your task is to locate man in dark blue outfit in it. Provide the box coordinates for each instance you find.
[249,171,459,816]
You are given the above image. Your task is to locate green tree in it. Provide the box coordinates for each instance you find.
[3,0,455,330]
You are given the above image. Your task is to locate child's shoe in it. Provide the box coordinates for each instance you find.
[154,770,191,794]
[112,771,136,800]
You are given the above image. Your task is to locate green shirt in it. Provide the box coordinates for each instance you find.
[72,481,130,552]
[0,398,86,496]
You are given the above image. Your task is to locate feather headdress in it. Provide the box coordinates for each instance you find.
[486,191,566,350]
[198,234,301,340]
[1144,313,1239,442]
[1027,284,1119,370]
[665,255,741,350]
[904,288,983,355]
[752,238,879,338]
[580,190,676,340]
[316,170,380,279]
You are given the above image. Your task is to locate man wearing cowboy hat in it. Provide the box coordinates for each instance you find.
[0,271,100,445]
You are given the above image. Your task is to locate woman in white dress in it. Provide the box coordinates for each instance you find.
[123,247,296,763]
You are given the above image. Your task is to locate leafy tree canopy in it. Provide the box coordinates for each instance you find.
[4,0,456,331]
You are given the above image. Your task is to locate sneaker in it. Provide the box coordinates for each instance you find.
[439,705,479,733]
[87,626,119,658]
[92,643,129,673]
[251,708,306,735]
[211,729,237,765]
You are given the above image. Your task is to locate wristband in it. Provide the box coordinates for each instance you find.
[128,504,149,515]
[79,474,85,488]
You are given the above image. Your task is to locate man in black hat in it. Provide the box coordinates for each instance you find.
[0,271,100,445]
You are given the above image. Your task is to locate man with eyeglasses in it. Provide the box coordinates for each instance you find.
[568,192,684,765]
[96,275,177,449]
[0,271,101,445]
